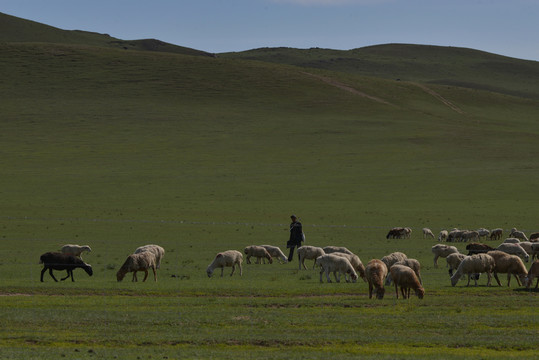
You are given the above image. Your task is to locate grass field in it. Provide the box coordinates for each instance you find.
[1,14,539,359]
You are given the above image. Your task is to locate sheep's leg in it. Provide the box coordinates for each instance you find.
[238,262,243,276]
[230,265,235,276]
[40,267,47,282]
[493,272,502,286]
[152,266,157,282]
[48,268,59,282]
[325,269,332,283]
[368,282,373,299]
[394,283,399,299]
[486,272,491,286]
[220,266,225,277]
[142,269,149,282]
[515,274,522,287]
[334,271,340,283]
[319,267,324,283]
[132,271,138,282]
[433,255,438,268]
[246,256,251,265]
[466,274,471,287]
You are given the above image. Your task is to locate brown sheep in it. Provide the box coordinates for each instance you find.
[524,260,539,289]
[466,242,495,255]
[487,250,528,287]
[365,259,388,300]
[116,252,157,282]
[390,264,425,299]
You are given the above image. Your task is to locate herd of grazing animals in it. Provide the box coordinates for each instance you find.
[37,226,538,299]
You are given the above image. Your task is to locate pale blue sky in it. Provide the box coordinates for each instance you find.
[1,0,538,61]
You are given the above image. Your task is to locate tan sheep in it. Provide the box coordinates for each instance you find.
[517,241,533,255]
[297,246,325,270]
[244,245,273,264]
[365,259,388,300]
[322,246,354,255]
[116,252,157,282]
[390,264,425,299]
[508,229,528,242]
[61,244,92,260]
[431,244,458,267]
[438,230,448,242]
[206,250,243,277]
[490,228,503,241]
[134,244,165,269]
[450,253,495,287]
[315,254,358,283]
[328,252,366,282]
[260,245,288,263]
[387,258,422,285]
[496,243,529,262]
[487,250,528,287]
[381,251,407,270]
[524,260,539,289]
[422,228,435,239]
[446,253,467,277]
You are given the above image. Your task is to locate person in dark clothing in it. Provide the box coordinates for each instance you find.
[287,215,304,262]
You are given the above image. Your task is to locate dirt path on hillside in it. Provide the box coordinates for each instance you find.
[301,72,394,106]
[411,83,464,114]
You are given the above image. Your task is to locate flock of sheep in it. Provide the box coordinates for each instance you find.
[37,226,539,299]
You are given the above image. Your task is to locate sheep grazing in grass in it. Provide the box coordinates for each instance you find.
[206,250,243,278]
[244,245,273,264]
[438,230,448,242]
[329,252,366,282]
[386,258,422,285]
[490,228,503,241]
[450,253,495,287]
[365,259,388,300]
[446,230,463,242]
[516,241,533,256]
[386,227,407,239]
[315,254,358,283]
[524,260,539,289]
[260,245,288,264]
[322,246,354,255]
[466,242,495,255]
[61,244,92,260]
[509,229,528,242]
[496,243,529,262]
[422,228,435,239]
[297,246,325,270]
[461,230,480,242]
[116,252,157,282]
[431,244,458,267]
[446,253,467,277]
[40,252,93,282]
[487,250,528,287]
[477,228,490,240]
[134,244,165,269]
[390,264,424,299]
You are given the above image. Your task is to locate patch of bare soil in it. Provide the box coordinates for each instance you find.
[412,83,464,114]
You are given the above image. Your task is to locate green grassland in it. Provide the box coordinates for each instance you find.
[1,13,539,359]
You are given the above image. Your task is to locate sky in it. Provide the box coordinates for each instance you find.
[1,0,539,61]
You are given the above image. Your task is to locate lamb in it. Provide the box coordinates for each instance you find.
[315,254,358,283]
[438,230,448,242]
[446,253,467,277]
[260,245,288,263]
[40,252,93,282]
[524,260,539,289]
[322,246,354,255]
[297,246,325,270]
[365,259,388,300]
[508,229,528,242]
[490,228,503,241]
[466,242,495,255]
[496,243,529,262]
[244,245,273,264]
[450,253,495,287]
[487,250,528,287]
[116,252,157,282]
[422,228,435,239]
[330,252,367,282]
[390,264,425,299]
[431,244,458,267]
[386,258,422,285]
[134,244,165,269]
[61,244,92,259]
[206,250,243,277]
[381,251,407,270]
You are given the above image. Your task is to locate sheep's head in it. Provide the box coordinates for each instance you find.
[416,287,425,299]
[267,255,273,264]
[375,287,385,300]
[83,264,93,277]
[206,267,214,278]
[116,268,127,282]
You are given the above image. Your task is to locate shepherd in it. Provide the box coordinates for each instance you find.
[287,214,305,262]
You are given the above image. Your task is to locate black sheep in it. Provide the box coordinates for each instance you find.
[39,252,93,282]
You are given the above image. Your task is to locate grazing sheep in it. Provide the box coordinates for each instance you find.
[487,250,528,287]
[365,259,388,300]
[490,228,503,241]
[116,252,157,282]
[438,230,448,242]
[206,250,243,278]
[244,245,273,264]
[446,230,464,242]
[40,252,93,282]
[450,253,495,287]
[330,252,366,282]
[446,253,467,277]
[297,246,325,270]
[524,260,539,289]
[503,237,521,244]
[390,264,425,299]
[134,244,165,269]
[466,242,495,255]
[477,228,490,240]
[529,232,539,241]
[509,229,528,242]
[496,243,530,262]
[322,246,354,255]
[381,251,408,270]
[61,244,92,259]
[461,230,480,242]
[422,228,435,239]
[315,254,358,283]
[260,245,288,264]
[387,258,422,285]
[518,241,533,255]
[431,244,458,267]
[386,227,406,239]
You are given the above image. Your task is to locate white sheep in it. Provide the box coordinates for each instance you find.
[260,245,288,263]
[386,258,422,285]
[116,252,157,282]
[365,259,388,300]
[431,244,458,267]
[381,251,407,270]
[206,250,243,277]
[509,229,528,242]
[496,243,529,262]
[244,245,273,264]
[61,244,92,259]
[315,254,358,283]
[516,241,533,255]
[297,246,325,270]
[390,264,425,299]
[329,252,366,282]
[322,246,354,255]
[524,260,539,289]
[438,230,448,242]
[450,253,495,287]
[422,228,435,239]
[446,253,467,277]
[477,228,490,240]
[135,244,165,269]
[487,250,528,287]
[461,230,480,242]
